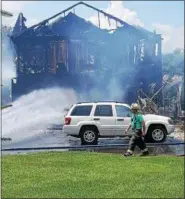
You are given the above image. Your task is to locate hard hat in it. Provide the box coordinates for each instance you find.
[131,103,140,110]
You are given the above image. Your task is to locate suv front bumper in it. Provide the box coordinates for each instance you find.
[167,125,175,134]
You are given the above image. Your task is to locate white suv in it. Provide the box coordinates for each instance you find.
[63,102,175,145]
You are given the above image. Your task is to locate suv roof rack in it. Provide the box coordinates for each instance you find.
[77,101,123,104]
[76,102,92,104]
[94,101,123,103]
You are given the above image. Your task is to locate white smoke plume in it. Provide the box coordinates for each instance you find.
[2,88,78,142]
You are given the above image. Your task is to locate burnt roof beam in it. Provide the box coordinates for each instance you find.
[80,2,127,26]
[14,1,82,37]
[1,10,13,17]
[14,1,139,38]
[33,1,131,28]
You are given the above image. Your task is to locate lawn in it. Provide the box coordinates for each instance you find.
[2,152,184,198]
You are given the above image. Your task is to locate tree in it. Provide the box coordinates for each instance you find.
[162,48,184,77]
[162,48,184,113]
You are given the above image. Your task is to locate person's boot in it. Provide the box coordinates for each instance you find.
[139,149,149,156]
[124,150,133,157]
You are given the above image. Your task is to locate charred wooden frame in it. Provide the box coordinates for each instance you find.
[10,1,163,104]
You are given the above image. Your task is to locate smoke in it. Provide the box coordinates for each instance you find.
[2,27,16,83]
[89,1,144,29]
[2,87,78,142]
[78,76,124,102]
[107,77,123,100]
[2,58,16,82]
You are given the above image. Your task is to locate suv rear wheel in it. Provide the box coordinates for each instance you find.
[146,125,167,143]
[80,127,98,145]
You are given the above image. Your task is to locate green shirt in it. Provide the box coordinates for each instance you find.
[131,113,144,130]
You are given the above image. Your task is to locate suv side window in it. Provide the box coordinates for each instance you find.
[71,105,92,116]
[115,105,131,117]
[94,105,113,117]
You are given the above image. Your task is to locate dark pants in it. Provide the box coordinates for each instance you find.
[128,130,147,151]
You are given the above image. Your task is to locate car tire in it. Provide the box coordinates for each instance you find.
[80,127,98,145]
[145,125,167,143]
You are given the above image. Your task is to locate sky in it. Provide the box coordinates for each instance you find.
[2,0,184,53]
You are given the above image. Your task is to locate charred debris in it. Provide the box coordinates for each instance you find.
[10,1,163,103]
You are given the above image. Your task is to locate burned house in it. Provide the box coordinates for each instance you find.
[10,2,163,103]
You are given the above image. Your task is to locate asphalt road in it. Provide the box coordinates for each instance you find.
[2,129,184,155]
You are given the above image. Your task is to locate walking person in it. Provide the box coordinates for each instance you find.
[124,103,149,157]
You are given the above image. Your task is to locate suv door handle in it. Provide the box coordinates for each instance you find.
[117,119,124,121]
[93,118,100,121]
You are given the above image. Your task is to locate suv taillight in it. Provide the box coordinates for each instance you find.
[65,117,71,125]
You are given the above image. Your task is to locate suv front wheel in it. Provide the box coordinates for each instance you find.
[145,125,167,143]
[80,126,98,145]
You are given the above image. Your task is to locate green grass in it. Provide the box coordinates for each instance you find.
[2,152,184,198]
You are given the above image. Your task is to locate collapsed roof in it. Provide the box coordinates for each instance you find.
[11,1,162,41]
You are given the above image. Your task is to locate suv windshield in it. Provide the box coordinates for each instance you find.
[71,105,92,116]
